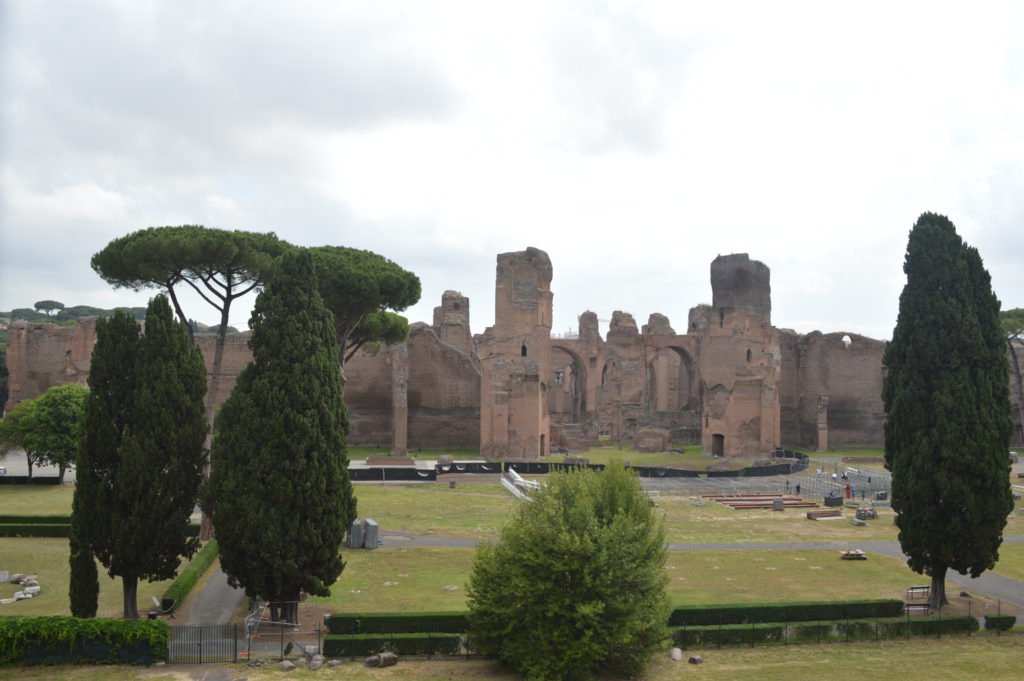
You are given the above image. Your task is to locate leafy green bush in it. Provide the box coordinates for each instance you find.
[159,539,219,612]
[0,616,168,665]
[984,614,1016,631]
[667,599,903,626]
[467,459,669,681]
[325,611,469,635]
[323,632,462,657]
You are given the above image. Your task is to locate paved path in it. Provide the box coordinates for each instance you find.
[179,531,1024,624]
[378,531,1024,610]
[185,569,246,626]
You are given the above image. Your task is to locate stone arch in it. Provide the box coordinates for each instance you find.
[552,345,587,423]
[647,346,696,412]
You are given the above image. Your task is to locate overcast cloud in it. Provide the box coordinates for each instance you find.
[2,1,1022,340]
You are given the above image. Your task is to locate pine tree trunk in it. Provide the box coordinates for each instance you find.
[284,598,299,625]
[26,454,33,479]
[1009,342,1024,446]
[123,575,139,619]
[929,567,948,609]
[58,463,66,484]
[198,314,231,541]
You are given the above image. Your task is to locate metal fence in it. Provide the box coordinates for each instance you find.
[640,468,892,501]
[168,624,238,664]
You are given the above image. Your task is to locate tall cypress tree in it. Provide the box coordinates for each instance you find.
[68,526,98,618]
[203,249,355,624]
[75,296,207,618]
[883,212,1013,607]
[75,310,138,616]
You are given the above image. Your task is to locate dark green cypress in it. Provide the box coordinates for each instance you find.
[75,310,139,614]
[68,526,98,618]
[75,297,207,619]
[203,249,355,624]
[883,212,1013,608]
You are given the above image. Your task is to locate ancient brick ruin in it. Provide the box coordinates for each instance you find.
[5,248,1021,457]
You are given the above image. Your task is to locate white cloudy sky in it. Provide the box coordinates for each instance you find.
[2,1,1023,340]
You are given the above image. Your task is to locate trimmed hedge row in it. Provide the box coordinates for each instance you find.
[0,616,168,666]
[667,599,904,626]
[0,477,62,485]
[0,524,71,538]
[323,632,462,657]
[0,523,201,539]
[159,539,219,613]
[323,600,903,637]
[671,615,980,647]
[0,515,72,524]
[325,611,470,635]
[984,614,1016,631]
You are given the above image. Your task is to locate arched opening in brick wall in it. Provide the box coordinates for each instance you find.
[551,345,587,424]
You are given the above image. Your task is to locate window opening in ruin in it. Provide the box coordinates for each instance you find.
[719,309,725,328]
[842,334,852,348]
[540,434,545,457]
[554,370,565,384]
[746,349,752,362]
[712,433,725,457]
[453,302,460,310]
[521,344,527,357]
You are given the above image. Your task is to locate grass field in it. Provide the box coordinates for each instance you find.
[2,634,1021,681]
[314,546,959,614]
[0,484,75,515]
[991,543,1024,582]
[0,537,189,618]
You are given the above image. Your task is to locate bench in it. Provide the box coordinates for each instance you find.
[904,603,931,615]
[806,509,842,520]
[906,585,930,600]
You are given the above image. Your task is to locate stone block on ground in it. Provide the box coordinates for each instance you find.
[669,647,683,661]
[689,654,704,665]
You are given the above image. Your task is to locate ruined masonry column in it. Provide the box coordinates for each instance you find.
[816,394,829,452]
[390,341,409,457]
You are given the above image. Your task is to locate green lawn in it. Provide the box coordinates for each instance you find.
[4,636,1021,681]
[799,447,886,461]
[660,497,901,543]
[0,537,187,618]
[353,483,515,539]
[318,546,954,614]
[540,446,748,469]
[992,542,1024,582]
[348,446,482,460]
[0,484,75,515]
[346,485,1024,545]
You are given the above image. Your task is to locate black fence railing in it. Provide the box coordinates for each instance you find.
[168,624,238,664]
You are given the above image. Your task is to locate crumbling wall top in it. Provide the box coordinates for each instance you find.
[643,313,675,336]
[711,253,771,322]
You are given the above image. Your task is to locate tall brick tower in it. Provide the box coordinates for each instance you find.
[694,253,781,457]
[478,247,553,459]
